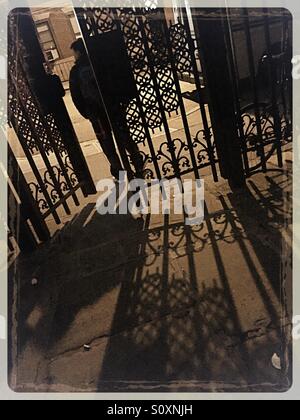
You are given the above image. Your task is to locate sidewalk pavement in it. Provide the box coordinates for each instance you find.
[10,81,201,176]
[8,150,292,392]
[65,81,200,145]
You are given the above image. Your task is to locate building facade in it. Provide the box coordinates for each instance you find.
[31,6,291,90]
[32,7,80,84]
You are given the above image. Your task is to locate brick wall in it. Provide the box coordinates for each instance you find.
[48,10,76,60]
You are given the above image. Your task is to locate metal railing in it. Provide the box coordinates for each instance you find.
[53,56,75,83]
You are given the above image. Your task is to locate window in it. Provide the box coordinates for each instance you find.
[37,23,59,61]
[70,15,81,39]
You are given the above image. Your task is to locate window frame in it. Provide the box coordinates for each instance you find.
[36,21,60,62]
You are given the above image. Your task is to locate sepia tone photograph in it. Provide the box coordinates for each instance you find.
[5,2,292,393]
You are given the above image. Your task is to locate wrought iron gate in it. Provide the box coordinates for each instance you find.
[7,8,96,251]
[6,6,292,252]
[75,6,219,182]
[75,6,292,185]
[224,8,292,175]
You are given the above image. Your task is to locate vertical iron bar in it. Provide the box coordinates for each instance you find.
[8,87,61,224]
[263,7,283,167]
[161,8,200,180]
[112,8,162,180]
[280,10,292,136]
[137,10,182,180]
[53,100,97,196]
[8,143,50,242]
[191,7,245,188]
[280,11,288,127]
[75,7,134,177]
[15,6,95,202]
[15,87,71,216]
[181,7,219,182]
[39,113,80,208]
[243,9,267,172]
[224,9,250,176]
[8,187,38,253]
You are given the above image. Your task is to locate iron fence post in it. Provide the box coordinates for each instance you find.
[192,8,246,188]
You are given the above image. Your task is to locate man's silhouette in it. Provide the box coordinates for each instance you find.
[69,38,143,179]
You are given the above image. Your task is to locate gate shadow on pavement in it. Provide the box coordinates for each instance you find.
[9,169,292,392]
[11,203,143,353]
[96,171,292,392]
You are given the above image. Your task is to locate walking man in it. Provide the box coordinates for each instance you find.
[69,38,143,179]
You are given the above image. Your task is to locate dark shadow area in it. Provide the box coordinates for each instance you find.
[8,196,144,357]
[8,170,292,392]
[95,171,292,392]
[227,174,292,303]
[182,88,208,105]
[97,215,253,390]
[182,84,270,111]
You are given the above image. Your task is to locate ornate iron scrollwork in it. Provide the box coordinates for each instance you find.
[75,6,220,181]
[8,10,82,220]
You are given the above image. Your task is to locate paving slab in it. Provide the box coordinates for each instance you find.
[8,160,292,392]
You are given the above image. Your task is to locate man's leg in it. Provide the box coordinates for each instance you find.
[116,105,144,177]
[124,136,144,176]
[91,119,123,178]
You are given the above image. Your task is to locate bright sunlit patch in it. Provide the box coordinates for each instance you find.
[0,55,5,80]
[0,239,8,272]
[26,306,43,330]
[0,315,5,339]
